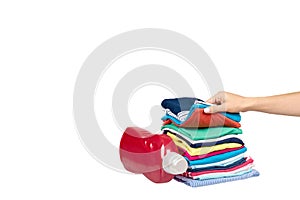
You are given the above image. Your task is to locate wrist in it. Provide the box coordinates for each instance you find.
[241,97,257,112]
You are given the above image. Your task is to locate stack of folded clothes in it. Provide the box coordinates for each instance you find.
[161,97,260,187]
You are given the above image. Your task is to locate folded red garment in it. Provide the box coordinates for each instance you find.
[184,157,254,177]
[182,146,244,161]
[163,109,241,128]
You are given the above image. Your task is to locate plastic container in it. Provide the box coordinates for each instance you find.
[119,127,188,183]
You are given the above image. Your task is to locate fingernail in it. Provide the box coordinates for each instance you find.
[204,108,210,113]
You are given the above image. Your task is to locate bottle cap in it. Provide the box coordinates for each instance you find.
[162,152,188,175]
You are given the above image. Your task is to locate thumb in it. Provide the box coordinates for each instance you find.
[204,105,226,113]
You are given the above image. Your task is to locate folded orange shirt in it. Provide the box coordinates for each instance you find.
[163,109,241,128]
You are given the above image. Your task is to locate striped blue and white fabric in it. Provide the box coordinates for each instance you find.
[174,169,260,187]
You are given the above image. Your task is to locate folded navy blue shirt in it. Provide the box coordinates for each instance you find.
[161,97,203,115]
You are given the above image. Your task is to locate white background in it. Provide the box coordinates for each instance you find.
[1,1,300,199]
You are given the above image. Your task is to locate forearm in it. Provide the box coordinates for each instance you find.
[243,92,300,116]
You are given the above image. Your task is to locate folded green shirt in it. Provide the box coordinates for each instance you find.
[161,124,242,140]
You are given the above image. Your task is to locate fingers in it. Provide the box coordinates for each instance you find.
[205,97,215,104]
[206,91,226,104]
[204,104,226,113]
[205,91,228,113]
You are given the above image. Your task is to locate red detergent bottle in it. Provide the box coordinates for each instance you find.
[119,127,188,183]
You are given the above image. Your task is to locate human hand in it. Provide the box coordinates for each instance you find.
[204,91,248,113]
